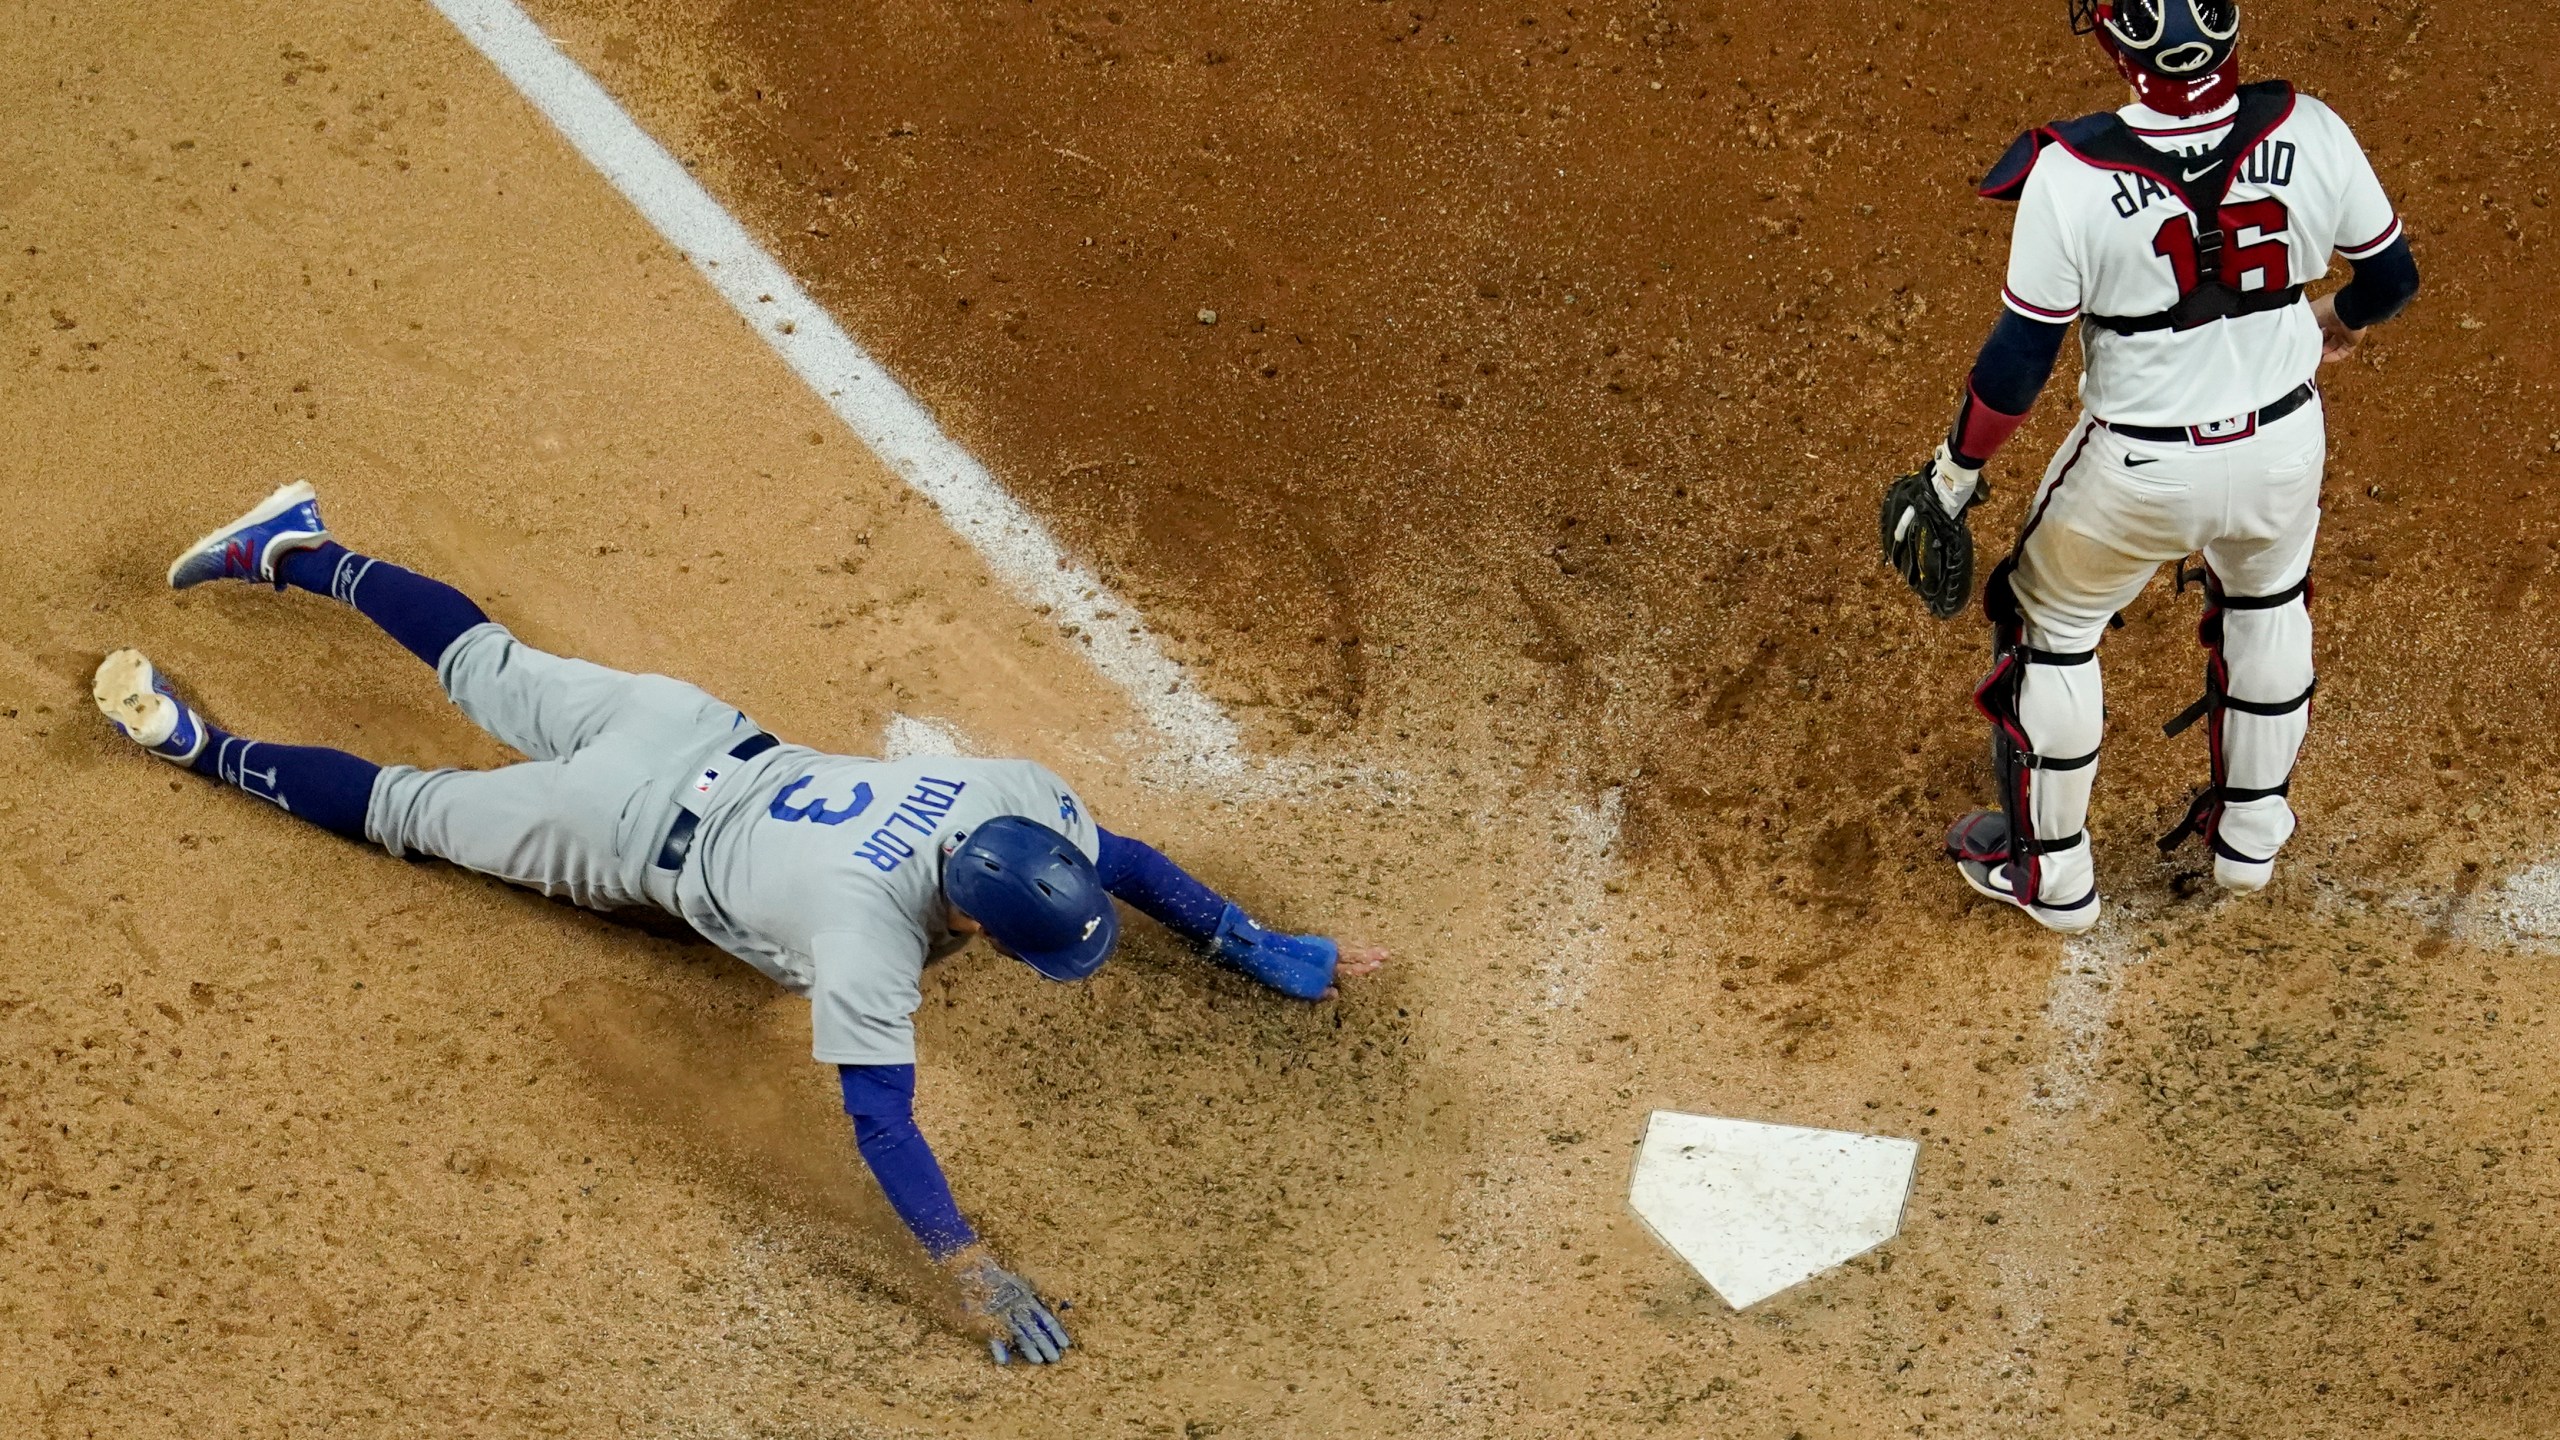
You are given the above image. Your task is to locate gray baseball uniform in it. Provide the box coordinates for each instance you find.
[367,622,1098,1063]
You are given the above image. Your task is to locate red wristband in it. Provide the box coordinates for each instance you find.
[1948,377,2031,470]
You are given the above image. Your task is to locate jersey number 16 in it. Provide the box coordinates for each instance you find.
[2151,197,2292,298]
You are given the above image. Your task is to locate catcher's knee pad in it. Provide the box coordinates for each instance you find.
[2159,567,2315,864]
[1969,561,2104,902]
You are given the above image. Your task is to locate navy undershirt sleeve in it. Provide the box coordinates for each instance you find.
[1095,827,1229,944]
[1969,310,2071,417]
[2331,236,2419,332]
[838,1064,977,1259]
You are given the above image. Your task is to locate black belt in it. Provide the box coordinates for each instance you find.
[2099,383,2314,446]
[652,731,779,872]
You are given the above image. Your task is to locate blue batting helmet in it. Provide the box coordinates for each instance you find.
[2071,0,2240,116]
[943,816,1119,982]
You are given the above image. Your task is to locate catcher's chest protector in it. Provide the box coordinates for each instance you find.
[1981,81,2304,334]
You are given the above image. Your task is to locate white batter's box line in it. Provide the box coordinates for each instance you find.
[426,0,1243,780]
[879,712,979,761]
[2026,911,2151,1115]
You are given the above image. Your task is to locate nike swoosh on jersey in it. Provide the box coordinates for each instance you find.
[2125,456,2163,467]
[2181,162,2222,180]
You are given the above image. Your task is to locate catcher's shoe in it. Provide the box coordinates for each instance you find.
[2214,854,2274,894]
[94,649,209,766]
[1209,906,1339,999]
[1945,808,2100,935]
[168,480,330,589]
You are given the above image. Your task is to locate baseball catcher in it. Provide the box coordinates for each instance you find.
[1885,0,2420,931]
[94,482,1387,1364]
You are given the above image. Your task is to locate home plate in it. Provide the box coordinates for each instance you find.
[1628,1111,1920,1310]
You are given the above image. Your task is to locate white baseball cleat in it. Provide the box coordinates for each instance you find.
[94,649,210,765]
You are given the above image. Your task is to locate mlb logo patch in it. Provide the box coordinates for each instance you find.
[694,765,723,794]
[2189,412,2258,446]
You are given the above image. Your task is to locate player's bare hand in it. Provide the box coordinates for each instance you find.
[942,1244,1071,1365]
[1319,942,1389,1001]
[2311,292,2362,364]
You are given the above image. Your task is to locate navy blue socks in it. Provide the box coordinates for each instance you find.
[178,540,479,841]
[276,542,490,670]
[188,728,380,841]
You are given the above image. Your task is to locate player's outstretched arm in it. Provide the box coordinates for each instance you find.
[838,1064,1073,1364]
[1093,828,1388,999]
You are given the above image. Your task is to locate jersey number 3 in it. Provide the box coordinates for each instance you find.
[769,776,874,825]
[2151,198,2292,297]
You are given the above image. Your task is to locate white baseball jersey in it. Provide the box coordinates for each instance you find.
[671,749,1100,1066]
[2001,90,2402,427]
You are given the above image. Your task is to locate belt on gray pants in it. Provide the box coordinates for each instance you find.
[653,730,780,872]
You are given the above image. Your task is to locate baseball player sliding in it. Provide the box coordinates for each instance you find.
[93,482,1386,1365]
[1882,0,2420,932]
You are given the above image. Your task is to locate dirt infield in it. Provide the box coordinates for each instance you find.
[7,0,2560,1436]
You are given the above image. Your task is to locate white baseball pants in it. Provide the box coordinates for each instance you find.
[364,623,751,911]
[2002,395,2324,900]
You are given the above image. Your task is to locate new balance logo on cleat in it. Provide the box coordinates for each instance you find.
[168,480,331,589]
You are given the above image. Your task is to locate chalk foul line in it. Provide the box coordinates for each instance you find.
[424,0,1243,777]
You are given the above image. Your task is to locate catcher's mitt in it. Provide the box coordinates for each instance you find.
[1880,457,1986,620]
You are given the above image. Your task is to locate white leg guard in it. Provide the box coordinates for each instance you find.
[2160,572,2314,881]
[2016,653,2105,903]
[1957,563,2106,910]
